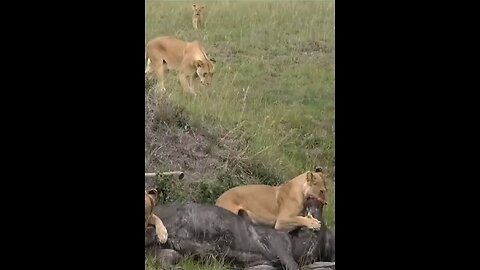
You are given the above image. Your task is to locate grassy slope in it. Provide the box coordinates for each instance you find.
[146,1,334,269]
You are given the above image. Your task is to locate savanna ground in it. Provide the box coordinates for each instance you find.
[145,0,334,269]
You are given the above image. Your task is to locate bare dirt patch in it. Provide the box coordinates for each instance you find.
[144,92,281,203]
[146,94,242,183]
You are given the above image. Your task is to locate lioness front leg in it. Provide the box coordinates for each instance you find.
[274,214,321,232]
[191,74,201,92]
[192,18,198,30]
[150,214,168,244]
[179,73,197,96]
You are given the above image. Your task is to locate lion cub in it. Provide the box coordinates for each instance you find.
[192,4,205,29]
[145,188,168,244]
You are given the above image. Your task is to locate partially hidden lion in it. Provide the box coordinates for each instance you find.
[145,188,168,244]
[215,167,328,232]
[191,4,206,30]
[145,36,215,96]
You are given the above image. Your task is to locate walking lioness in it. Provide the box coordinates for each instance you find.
[145,36,215,96]
[145,188,168,244]
[215,167,328,232]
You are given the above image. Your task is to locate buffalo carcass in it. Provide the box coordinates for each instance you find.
[145,198,334,270]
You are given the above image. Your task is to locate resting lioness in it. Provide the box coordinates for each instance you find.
[145,188,168,244]
[215,167,328,232]
[191,4,206,30]
[145,36,215,96]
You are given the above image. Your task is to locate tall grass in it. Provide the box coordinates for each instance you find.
[146,0,334,268]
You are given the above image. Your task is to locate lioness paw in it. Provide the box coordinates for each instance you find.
[188,88,197,96]
[156,227,168,244]
[306,215,322,230]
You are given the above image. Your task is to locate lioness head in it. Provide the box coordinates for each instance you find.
[193,59,214,86]
[303,167,328,205]
[192,4,205,16]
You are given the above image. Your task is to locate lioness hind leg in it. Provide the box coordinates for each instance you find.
[215,198,242,215]
[152,60,167,92]
[145,58,152,77]
[239,209,277,227]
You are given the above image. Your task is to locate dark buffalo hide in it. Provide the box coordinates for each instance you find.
[145,198,334,270]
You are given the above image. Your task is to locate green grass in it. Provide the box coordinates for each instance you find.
[146,254,230,270]
[146,0,334,268]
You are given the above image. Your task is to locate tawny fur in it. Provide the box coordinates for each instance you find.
[215,168,328,232]
[145,36,215,96]
[145,188,168,244]
[191,4,206,29]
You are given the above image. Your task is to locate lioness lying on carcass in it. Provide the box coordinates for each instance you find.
[145,198,335,270]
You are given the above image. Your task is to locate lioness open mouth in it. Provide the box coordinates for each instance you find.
[307,196,327,205]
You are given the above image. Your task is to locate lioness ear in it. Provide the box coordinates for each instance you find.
[194,60,204,68]
[209,57,216,63]
[147,188,158,196]
[306,171,315,185]
[315,166,323,173]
